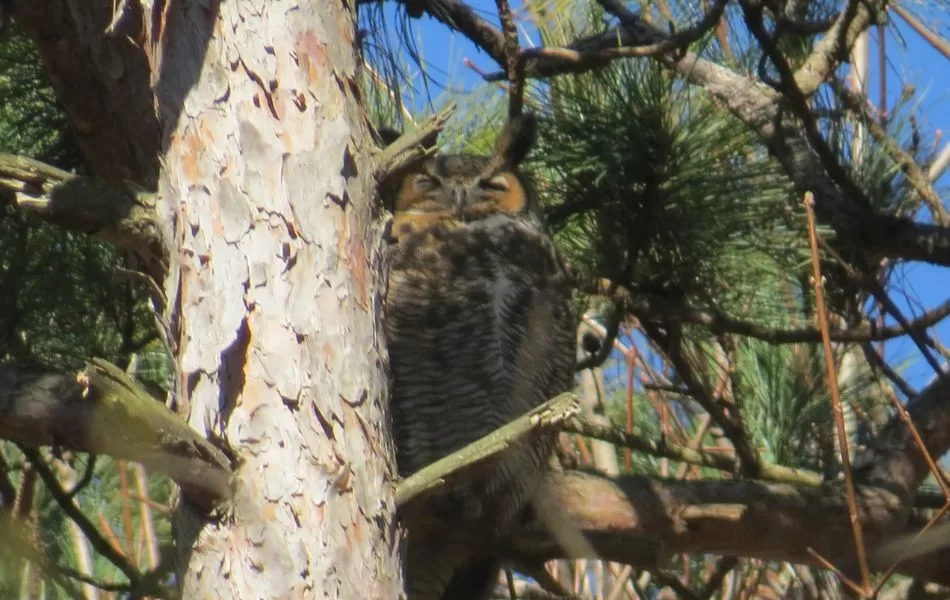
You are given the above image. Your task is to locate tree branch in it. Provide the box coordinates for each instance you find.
[593,284,950,345]
[509,469,950,585]
[0,153,167,280]
[379,0,508,67]
[562,416,823,486]
[20,446,143,583]
[478,1,950,267]
[395,392,581,507]
[13,1,159,183]
[855,373,950,499]
[792,0,880,96]
[0,360,232,509]
[375,105,455,185]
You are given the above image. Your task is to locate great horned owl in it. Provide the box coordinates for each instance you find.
[382,115,576,600]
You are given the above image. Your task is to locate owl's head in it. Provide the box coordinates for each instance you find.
[381,114,539,237]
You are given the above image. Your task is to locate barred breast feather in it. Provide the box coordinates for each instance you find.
[385,212,575,600]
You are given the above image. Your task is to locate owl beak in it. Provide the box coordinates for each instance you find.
[451,187,468,213]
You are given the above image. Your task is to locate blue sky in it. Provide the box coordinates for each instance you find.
[380,1,950,390]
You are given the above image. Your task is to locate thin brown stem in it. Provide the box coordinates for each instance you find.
[803,192,872,596]
[890,3,950,60]
[495,0,525,117]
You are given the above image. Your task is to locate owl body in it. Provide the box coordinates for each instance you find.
[383,117,576,600]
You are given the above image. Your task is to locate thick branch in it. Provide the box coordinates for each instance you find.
[0,360,232,509]
[14,1,159,183]
[793,0,879,96]
[592,283,950,344]
[510,470,950,585]
[0,153,167,279]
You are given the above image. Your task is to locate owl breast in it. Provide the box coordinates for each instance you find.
[385,212,575,599]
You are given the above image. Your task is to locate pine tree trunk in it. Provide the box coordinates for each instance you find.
[15,1,402,597]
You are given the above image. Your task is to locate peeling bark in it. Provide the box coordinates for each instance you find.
[149,2,400,597]
[14,1,401,597]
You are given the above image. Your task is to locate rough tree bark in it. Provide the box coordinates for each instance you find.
[12,1,402,598]
[5,0,950,596]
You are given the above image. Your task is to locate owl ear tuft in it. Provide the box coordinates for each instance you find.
[492,112,537,170]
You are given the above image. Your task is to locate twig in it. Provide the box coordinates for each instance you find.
[651,570,700,600]
[698,557,738,600]
[562,415,822,486]
[495,0,525,117]
[494,0,727,80]
[872,502,950,596]
[19,447,142,583]
[67,455,97,498]
[803,192,872,596]
[861,342,919,400]
[805,548,866,597]
[395,392,581,507]
[817,237,948,380]
[890,3,950,61]
[643,320,762,478]
[581,278,950,344]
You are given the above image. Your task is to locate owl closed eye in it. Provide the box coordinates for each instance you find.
[383,114,539,240]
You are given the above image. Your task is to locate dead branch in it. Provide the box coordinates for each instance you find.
[375,105,455,186]
[395,392,581,507]
[0,153,167,280]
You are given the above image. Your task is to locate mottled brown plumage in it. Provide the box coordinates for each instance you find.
[382,115,576,600]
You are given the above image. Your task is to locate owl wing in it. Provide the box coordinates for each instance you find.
[386,215,575,600]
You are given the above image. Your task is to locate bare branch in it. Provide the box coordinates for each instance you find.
[890,3,950,61]
[0,153,167,280]
[563,416,823,486]
[395,392,581,507]
[375,105,455,184]
[592,283,950,345]
[502,0,726,80]
[494,0,525,117]
[804,192,872,593]
[20,446,143,583]
[375,0,508,67]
